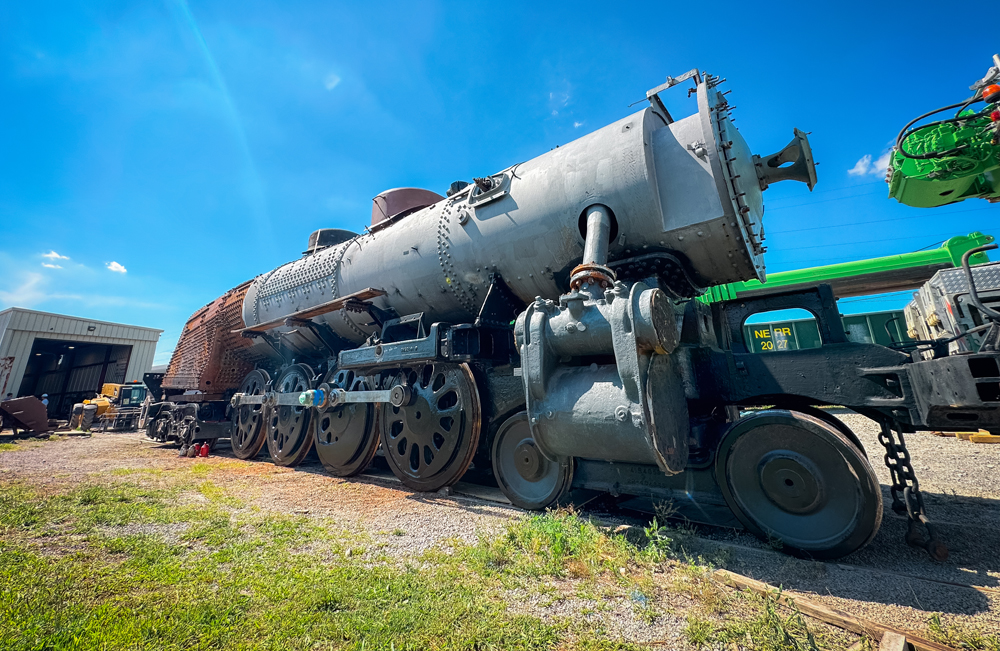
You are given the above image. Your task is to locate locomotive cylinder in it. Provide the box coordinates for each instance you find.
[515,281,688,473]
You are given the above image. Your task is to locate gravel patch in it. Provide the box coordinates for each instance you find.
[505,577,692,645]
[687,410,1000,635]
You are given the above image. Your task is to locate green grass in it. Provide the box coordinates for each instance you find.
[3,483,675,650]
[927,613,1000,651]
[1,475,990,651]
[0,479,562,650]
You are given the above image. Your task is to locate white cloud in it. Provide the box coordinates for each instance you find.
[547,85,572,120]
[0,273,47,306]
[106,261,127,274]
[42,250,69,260]
[549,90,570,107]
[324,73,341,90]
[848,149,894,177]
[848,154,873,176]
[41,263,62,269]
[573,121,583,128]
[872,150,892,173]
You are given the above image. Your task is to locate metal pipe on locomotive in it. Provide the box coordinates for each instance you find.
[145,69,1000,561]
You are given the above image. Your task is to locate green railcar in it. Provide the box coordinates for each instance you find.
[743,310,912,353]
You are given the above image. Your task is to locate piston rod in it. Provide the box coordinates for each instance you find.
[299,385,405,409]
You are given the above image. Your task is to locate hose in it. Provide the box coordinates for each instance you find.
[895,100,991,160]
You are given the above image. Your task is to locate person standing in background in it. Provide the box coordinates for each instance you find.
[41,393,49,416]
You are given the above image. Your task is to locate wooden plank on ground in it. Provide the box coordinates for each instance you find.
[713,569,958,651]
[880,631,908,651]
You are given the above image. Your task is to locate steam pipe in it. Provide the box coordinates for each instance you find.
[582,204,612,266]
[569,204,616,291]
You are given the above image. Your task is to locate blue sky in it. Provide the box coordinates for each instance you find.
[1,0,997,363]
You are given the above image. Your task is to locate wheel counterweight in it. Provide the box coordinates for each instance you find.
[379,363,480,492]
[492,412,573,510]
[231,369,270,460]
[715,410,883,559]
[266,364,316,467]
[313,368,379,477]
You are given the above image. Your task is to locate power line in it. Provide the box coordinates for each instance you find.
[768,240,987,267]
[765,179,884,204]
[766,189,888,211]
[767,205,996,235]
[769,225,993,253]
[838,291,915,302]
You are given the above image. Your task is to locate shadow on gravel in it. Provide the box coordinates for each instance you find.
[677,484,1000,616]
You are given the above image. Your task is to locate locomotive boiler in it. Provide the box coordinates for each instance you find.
[147,69,1000,561]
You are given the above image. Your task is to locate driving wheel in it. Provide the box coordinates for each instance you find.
[313,368,379,477]
[231,369,270,460]
[379,363,480,492]
[266,363,315,467]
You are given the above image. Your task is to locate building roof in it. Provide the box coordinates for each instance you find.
[0,307,163,340]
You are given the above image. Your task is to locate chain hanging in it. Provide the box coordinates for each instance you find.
[877,419,949,561]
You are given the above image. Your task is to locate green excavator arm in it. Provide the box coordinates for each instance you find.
[701,232,994,303]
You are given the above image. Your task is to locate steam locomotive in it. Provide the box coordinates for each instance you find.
[145,69,1000,560]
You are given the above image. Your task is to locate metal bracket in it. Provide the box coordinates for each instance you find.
[644,69,703,124]
[475,274,525,328]
[467,171,511,207]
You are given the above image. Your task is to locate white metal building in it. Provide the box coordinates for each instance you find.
[0,308,162,416]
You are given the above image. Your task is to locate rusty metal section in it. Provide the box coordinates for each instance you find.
[1,396,50,434]
[371,187,444,226]
[162,281,261,397]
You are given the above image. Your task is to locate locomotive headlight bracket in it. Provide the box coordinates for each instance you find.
[467,170,512,207]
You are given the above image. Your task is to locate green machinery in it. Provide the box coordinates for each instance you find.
[887,55,1000,208]
[702,232,994,354]
[702,232,994,303]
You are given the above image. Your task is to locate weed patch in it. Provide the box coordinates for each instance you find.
[927,613,1000,650]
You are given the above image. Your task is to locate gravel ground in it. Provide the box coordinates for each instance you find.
[685,411,1000,635]
[2,414,999,641]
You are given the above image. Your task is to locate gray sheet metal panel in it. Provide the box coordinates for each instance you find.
[3,330,34,398]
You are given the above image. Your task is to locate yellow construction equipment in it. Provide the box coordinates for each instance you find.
[82,382,147,430]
